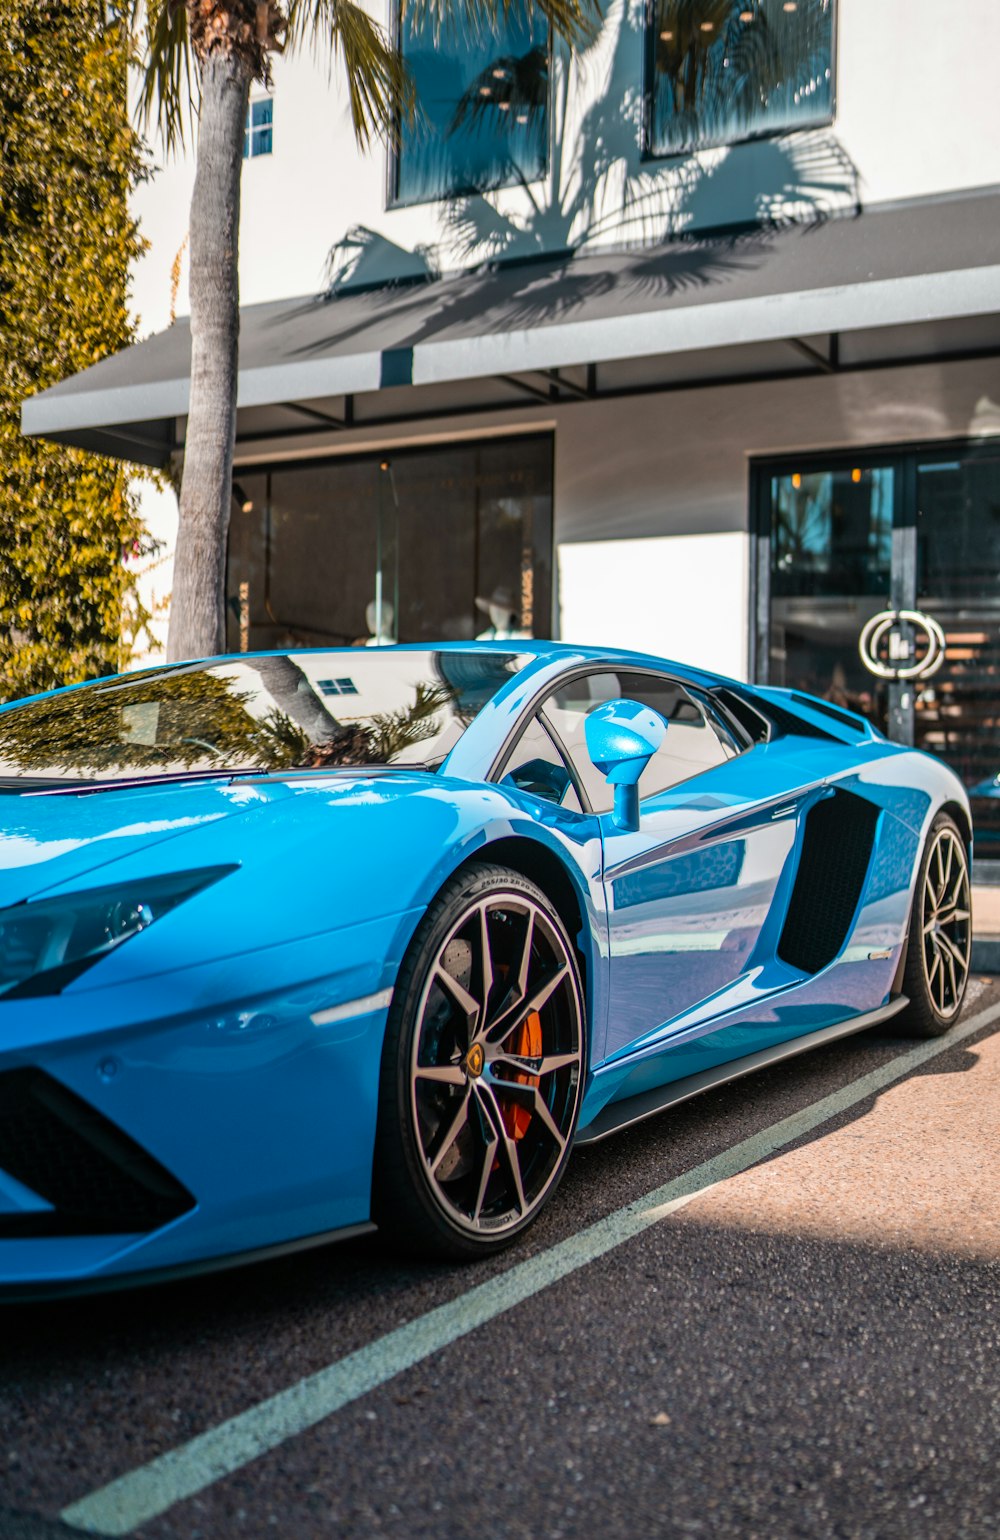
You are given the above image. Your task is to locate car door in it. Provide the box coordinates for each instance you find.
[542,670,819,1063]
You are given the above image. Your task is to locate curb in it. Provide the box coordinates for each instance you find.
[971,938,1000,973]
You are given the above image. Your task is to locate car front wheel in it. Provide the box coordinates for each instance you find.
[374,862,586,1259]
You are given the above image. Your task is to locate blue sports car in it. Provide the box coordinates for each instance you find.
[0,643,972,1294]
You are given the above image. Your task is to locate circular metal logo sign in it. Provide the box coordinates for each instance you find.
[858,609,947,681]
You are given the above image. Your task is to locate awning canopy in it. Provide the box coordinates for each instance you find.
[21,187,1000,468]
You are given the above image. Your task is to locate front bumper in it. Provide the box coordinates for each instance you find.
[0,907,422,1293]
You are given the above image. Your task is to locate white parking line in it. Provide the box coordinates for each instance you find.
[62,999,1000,1537]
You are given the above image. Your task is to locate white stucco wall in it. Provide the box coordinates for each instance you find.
[130,0,1000,332]
[558,532,750,677]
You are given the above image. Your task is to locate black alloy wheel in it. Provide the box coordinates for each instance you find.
[374,863,586,1259]
[898,813,972,1037]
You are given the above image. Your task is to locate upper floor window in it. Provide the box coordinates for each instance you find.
[646,0,834,158]
[393,1,548,206]
[244,97,273,159]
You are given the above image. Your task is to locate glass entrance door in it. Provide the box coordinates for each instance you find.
[914,447,1000,850]
[756,443,1000,852]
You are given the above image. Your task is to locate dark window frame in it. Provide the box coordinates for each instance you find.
[640,0,838,165]
[385,0,552,209]
[494,710,586,812]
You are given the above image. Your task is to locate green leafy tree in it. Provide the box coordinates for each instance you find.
[130,0,598,665]
[0,0,151,703]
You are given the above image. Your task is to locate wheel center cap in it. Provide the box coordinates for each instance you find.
[465,1042,485,1079]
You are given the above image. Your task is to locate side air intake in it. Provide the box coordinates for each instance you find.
[0,1069,194,1238]
[778,790,880,975]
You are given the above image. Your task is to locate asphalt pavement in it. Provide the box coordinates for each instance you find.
[1,983,998,1540]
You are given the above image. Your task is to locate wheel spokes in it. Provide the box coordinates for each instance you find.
[495,1076,568,1154]
[410,890,583,1236]
[493,1049,580,1079]
[428,1089,472,1177]
[475,1081,527,1215]
[921,829,971,1018]
[415,1064,467,1086]
[434,965,479,1037]
[487,962,569,1045]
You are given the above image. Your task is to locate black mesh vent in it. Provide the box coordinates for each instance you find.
[778,790,880,975]
[0,1069,194,1238]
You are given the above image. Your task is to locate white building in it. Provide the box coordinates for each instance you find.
[21,0,1000,844]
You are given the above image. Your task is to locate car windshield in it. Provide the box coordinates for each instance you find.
[0,650,524,784]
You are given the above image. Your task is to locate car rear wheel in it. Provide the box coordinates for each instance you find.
[373,862,586,1259]
[896,813,972,1038]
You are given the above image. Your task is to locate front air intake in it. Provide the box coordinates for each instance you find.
[0,1069,194,1238]
[778,790,880,975]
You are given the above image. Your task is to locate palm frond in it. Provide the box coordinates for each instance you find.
[128,0,197,152]
[286,0,414,144]
[405,0,601,53]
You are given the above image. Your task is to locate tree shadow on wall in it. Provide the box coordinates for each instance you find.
[297,0,862,352]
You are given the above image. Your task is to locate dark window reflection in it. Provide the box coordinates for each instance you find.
[915,450,1000,851]
[395,0,548,204]
[225,436,552,654]
[0,652,523,784]
[648,0,834,157]
[768,465,893,729]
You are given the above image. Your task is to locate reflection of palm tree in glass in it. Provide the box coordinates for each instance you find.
[442,0,850,266]
[651,0,833,153]
[0,672,307,778]
[773,480,832,585]
[0,671,459,778]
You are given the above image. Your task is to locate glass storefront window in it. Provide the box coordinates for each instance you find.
[225,435,553,655]
[915,449,1000,851]
[758,443,1000,854]
[768,464,893,728]
[647,0,835,158]
[393,0,548,204]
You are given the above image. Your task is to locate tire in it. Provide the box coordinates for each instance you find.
[373,862,586,1260]
[896,813,972,1038]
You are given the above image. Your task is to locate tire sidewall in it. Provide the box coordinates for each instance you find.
[375,861,587,1259]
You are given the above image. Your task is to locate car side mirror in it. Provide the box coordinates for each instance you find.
[584,700,666,832]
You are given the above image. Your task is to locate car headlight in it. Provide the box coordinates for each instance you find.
[0,866,236,999]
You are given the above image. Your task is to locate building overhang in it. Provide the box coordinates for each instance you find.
[21,187,1000,469]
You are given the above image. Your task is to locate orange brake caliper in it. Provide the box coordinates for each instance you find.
[501,1010,542,1141]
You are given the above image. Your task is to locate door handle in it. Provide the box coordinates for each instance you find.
[858,609,947,681]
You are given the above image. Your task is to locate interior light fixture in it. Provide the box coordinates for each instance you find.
[231,482,254,513]
[791,473,802,489]
[852,468,863,483]
[700,20,715,29]
[739,9,754,19]
[516,113,528,123]
[498,101,510,111]
[783,1,797,9]
[659,27,673,38]
[479,85,492,97]
[492,67,506,78]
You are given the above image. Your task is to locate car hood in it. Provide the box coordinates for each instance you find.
[0,776,295,909]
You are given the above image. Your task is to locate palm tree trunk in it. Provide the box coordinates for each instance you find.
[167,53,249,663]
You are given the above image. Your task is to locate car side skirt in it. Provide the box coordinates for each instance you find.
[574,996,910,1145]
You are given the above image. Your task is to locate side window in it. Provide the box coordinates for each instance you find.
[498,715,583,812]
[543,671,740,813]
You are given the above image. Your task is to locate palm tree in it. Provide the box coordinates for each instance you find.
[128,0,597,664]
